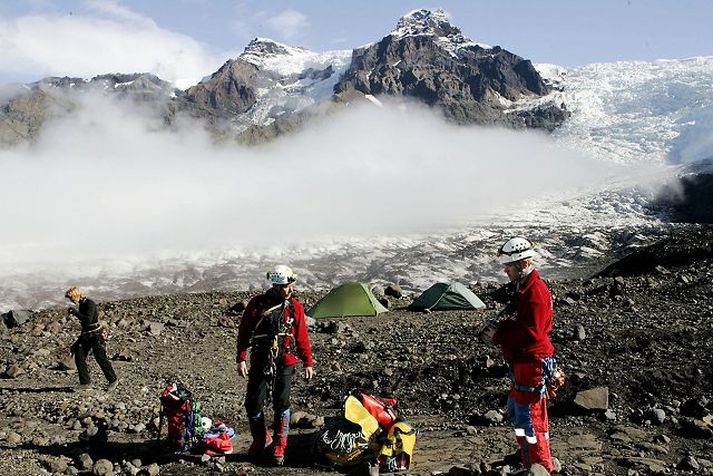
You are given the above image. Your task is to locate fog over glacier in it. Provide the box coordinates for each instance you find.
[6,53,713,309]
[0,94,616,270]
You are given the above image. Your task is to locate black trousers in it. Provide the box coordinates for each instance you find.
[71,332,117,385]
[245,358,295,418]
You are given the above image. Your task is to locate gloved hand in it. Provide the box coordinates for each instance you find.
[67,307,77,316]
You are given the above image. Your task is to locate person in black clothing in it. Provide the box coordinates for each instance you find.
[65,287,118,391]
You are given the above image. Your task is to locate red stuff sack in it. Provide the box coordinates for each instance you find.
[357,392,399,429]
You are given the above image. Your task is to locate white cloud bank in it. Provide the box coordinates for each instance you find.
[0,3,228,88]
[0,94,616,274]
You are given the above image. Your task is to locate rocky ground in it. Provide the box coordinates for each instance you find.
[1,225,713,476]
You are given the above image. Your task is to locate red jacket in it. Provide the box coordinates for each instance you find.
[493,269,554,363]
[236,292,313,368]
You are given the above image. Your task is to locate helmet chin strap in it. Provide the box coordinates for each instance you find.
[518,262,535,282]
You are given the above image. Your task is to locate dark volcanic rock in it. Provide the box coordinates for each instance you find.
[334,9,567,130]
[653,172,713,223]
[597,225,713,277]
[180,59,261,118]
[2,309,32,328]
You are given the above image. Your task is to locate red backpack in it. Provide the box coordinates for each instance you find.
[158,383,194,451]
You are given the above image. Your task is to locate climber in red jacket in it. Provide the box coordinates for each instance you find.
[236,265,313,466]
[484,237,556,473]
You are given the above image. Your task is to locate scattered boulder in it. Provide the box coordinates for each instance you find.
[45,321,62,334]
[57,354,77,371]
[447,465,478,476]
[384,283,403,298]
[678,456,701,471]
[147,321,164,336]
[573,324,586,341]
[653,434,671,444]
[530,463,550,475]
[320,321,347,335]
[48,457,69,473]
[681,396,708,418]
[574,387,609,411]
[6,432,22,445]
[650,408,666,425]
[78,453,94,471]
[93,459,114,475]
[609,425,647,443]
[619,456,667,473]
[482,410,504,425]
[112,349,133,362]
[4,364,25,379]
[679,417,713,439]
[290,410,310,427]
[117,317,134,329]
[2,309,32,328]
[567,433,602,451]
[145,462,160,476]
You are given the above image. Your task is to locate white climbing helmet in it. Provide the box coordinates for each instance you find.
[497,237,536,264]
[266,265,297,285]
[200,417,212,430]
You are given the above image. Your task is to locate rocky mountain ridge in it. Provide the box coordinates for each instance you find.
[335,9,567,129]
[0,73,179,146]
[0,9,567,146]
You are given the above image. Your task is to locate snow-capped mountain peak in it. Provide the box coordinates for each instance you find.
[393,8,455,37]
[390,8,491,53]
[239,37,350,76]
[241,37,310,62]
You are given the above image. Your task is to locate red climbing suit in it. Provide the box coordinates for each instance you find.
[493,269,555,472]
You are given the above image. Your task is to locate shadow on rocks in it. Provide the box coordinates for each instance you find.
[9,439,189,466]
[226,431,319,468]
[0,386,74,393]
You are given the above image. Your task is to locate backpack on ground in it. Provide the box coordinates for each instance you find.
[158,381,200,452]
[313,391,416,472]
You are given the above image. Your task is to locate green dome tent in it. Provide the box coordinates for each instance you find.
[308,282,388,319]
[409,282,486,311]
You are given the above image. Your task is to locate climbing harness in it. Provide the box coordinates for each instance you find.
[509,357,565,398]
[250,299,296,400]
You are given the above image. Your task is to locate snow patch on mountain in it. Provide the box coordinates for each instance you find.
[240,37,351,77]
[391,8,491,56]
[534,63,567,89]
[229,38,353,128]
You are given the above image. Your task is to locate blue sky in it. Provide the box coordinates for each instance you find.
[0,0,711,86]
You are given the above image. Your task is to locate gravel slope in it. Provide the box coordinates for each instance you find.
[1,225,712,475]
